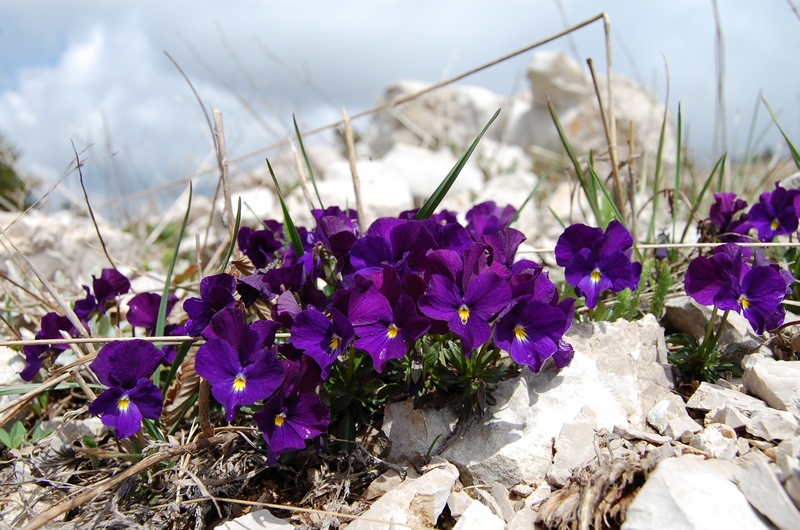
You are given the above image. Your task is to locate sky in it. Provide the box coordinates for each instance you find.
[1,1,799,218]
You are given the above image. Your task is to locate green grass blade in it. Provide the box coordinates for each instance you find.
[588,154,623,227]
[267,158,304,257]
[679,153,727,243]
[155,183,192,340]
[293,114,324,209]
[647,97,670,243]
[415,109,500,220]
[547,99,602,224]
[762,97,800,172]
[219,198,242,274]
[548,207,567,231]
[673,104,682,243]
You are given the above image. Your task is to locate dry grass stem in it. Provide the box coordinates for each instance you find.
[72,141,116,270]
[214,109,235,244]
[342,109,365,234]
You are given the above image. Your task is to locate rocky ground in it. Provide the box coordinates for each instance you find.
[1,51,799,529]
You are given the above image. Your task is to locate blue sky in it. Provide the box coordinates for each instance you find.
[1,1,798,213]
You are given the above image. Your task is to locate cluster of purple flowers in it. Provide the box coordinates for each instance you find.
[176,202,578,454]
[706,183,800,243]
[685,243,793,334]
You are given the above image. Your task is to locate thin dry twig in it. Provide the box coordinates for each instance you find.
[213,110,235,244]
[72,140,116,270]
[342,109,365,234]
[21,432,239,530]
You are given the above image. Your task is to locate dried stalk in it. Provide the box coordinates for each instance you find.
[342,109,365,234]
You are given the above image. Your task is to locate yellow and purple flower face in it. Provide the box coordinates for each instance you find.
[748,183,800,242]
[554,220,641,309]
[87,339,165,438]
[194,307,284,422]
[291,307,354,378]
[685,243,791,334]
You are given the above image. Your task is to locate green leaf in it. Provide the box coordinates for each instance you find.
[416,109,501,220]
[763,97,800,172]
[219,198,242,274]
[588,154,624,227]
[679,154,727,243]
[266,159,304,257]
[672,103,682,243]
[156,182,192,340]
[10,421,25,448]
[547,100,602,224]
[31,424,53,440]
[647,86,671,242]
[0,428,12,449]
[293,114,324,209]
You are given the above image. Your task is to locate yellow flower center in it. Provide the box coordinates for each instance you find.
[387,323,399,339]
[232,374,247,392]
[590,269,602,283]
[771,219,780,231]
[117,395,130,412]
[330,334,340,352]
[458,305,470,325]
[514,325,528,341]
[739,295,750,310]
[274,412,286,427]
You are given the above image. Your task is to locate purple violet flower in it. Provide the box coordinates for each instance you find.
[465,201,516,240]
[20,312,81,381]
[126,292,178,334]
[708,193,751,242]
[88,339,165,438]
[419,267,511,354]
[237,223,283,269]
[183,273,237,337]
[748,183,800,242]
[350,219,437,277]
[291,308,355,378]
[348,274,430,372]
[494,298,572,373]
[253,357,329,465]
[685,243,790,334]
[555,221,641,308]
[74,268,131,320]
[194,307,284,421]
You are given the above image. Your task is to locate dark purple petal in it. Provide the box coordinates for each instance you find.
[552,340,575,369]
[94,269,131,304]
[126,292,177,330]
[596,220,634,258]
[90,340,165,388]
[685,255,734,307]
[463,271,512,319]
[554,224,603,267]
[418,275,463,322]
[89,386,144,438]
[495,300,565,372]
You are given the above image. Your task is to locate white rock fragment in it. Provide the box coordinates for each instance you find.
[452,499,505,530]
[430,316,673,486]
[737,458,800,530]
[746,408,800,441]
[446,490,474,519]
[488,482,516,523]
[613,424,671,445]
[217,509,293,529]
[381,399,457,460]
[706,405,749,430]
[346,459,458,530]
[506,505,537,530]
[548,406,599,486]
[742,356,800,419]
[363,469,405,501]
[646,394,702,440]
[686,381,767,414]
[689,424,738,461]
[622,456,768,530]
[0,346,26,409]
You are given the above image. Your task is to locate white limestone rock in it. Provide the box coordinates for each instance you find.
[746,408,800,441]
[452,499,505,530]
[737,458,800,530]
[647,394,703,440]
[622,456,768,530]
[346,458,458,530]
[218,509,293,529]
[446,490,474,519]
[664,295,758,346]
[689,423,738,461]
[548,406,599,486]
[686,381,767,415]
[381,399,458,461]
[380,143,485,198]
[742,356,800,419]
[706,405,750,430]
[422,316,674,487]
[0,346,26,410]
